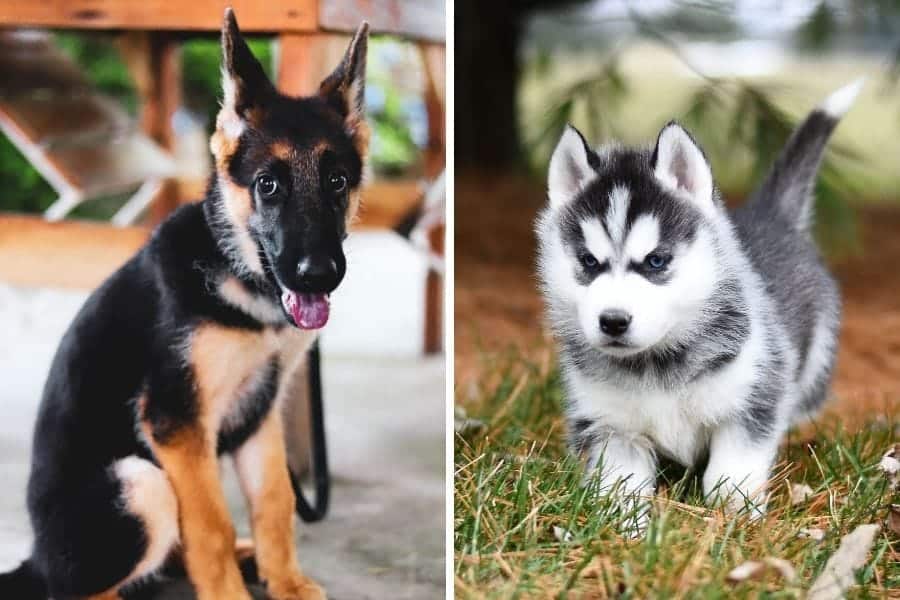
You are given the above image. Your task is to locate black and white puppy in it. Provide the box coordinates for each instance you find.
[537,80,861,529]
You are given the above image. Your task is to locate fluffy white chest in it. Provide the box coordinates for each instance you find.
[569,356,757,465]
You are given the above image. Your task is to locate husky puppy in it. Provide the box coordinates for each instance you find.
[0,9,368,600]
[536,81,861,524]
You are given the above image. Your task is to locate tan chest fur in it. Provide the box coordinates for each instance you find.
[188,323,316,435]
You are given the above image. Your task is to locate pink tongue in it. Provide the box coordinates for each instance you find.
[282,291,330,329]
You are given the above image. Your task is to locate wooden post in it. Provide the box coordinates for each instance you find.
[277,32,349,96]
[420,43,445,180]
[420,43,445,354]
[118,32,181,224]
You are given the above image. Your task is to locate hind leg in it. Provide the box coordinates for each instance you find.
[32,456,179,598]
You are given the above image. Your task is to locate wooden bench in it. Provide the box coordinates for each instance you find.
[0,30,176,223]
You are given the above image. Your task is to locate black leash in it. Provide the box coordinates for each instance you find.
[289,340,330,522]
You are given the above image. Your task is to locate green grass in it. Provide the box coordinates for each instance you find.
[454,352,899,598]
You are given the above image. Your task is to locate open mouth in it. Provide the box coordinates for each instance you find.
[280,290,330,330]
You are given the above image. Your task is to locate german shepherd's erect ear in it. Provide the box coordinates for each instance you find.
[318,23,370,156]
[217,8,275,140]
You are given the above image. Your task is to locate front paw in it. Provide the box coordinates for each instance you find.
[266,573,326,600]
[614,494,652,539]
[704,476,768,519]
[592,484,653,539]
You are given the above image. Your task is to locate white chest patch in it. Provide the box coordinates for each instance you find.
[569,338,761,465]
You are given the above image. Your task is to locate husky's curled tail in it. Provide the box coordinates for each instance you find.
[745,78,864,233]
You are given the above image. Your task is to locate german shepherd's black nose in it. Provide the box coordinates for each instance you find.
[600,310,631,337]
[297,256,341,293]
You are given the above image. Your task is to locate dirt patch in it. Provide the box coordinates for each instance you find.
[455,171,900,424]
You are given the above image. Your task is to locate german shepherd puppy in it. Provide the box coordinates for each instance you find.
[0,9,367,600]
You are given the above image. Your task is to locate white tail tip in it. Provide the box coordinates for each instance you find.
[820,77,865,118]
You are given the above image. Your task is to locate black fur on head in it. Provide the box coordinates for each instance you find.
[207,9,369,316]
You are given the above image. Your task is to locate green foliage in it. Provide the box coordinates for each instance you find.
[529,58,628,171]
[54,32,138,112]
[455,352,900,597]
[366,38,421,176]
[645,1,739,37]
[797,2,840,51]
[0,137,56,213]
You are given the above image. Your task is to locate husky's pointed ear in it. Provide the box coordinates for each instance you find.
[319,23,369,148]
[548,125,596,209]
[218,8,274,135]
[653,122,714,212]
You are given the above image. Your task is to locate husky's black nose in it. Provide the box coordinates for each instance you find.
[600,310,631,337]
[296,256,341,293]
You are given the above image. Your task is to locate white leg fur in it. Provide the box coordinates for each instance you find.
[587,433,657,535]
[703,423,777,518]
[113,456,180,584]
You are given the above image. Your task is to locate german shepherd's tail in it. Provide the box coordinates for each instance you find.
[749,78,864,233]
[0,558,46,599]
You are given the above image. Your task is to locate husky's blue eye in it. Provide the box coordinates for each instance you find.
[645,253,670,270]
[579,253,599,269]
[256,174,278,197]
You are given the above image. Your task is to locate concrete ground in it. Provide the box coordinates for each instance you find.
[0,284,445,599]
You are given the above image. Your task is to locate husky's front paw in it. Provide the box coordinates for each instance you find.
[619,491,655,538]
[597,487,653,539]
[704,424,776,520]
[705,480,768,520]
[703,466,770,520]
[266,573,326,600]
[617,504,651,539]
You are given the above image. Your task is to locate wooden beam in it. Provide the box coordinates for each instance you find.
[318,0,444,42]
[0,215,148,289]
[0,1,316,32]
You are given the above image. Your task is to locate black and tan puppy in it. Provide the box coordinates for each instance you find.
[0,9,367,600]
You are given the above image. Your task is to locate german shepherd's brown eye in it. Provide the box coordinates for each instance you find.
[256,174,279,197]
[327,172,347,194]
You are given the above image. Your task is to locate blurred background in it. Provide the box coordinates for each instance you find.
[456,0,900,424]
[0,2,444,598]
